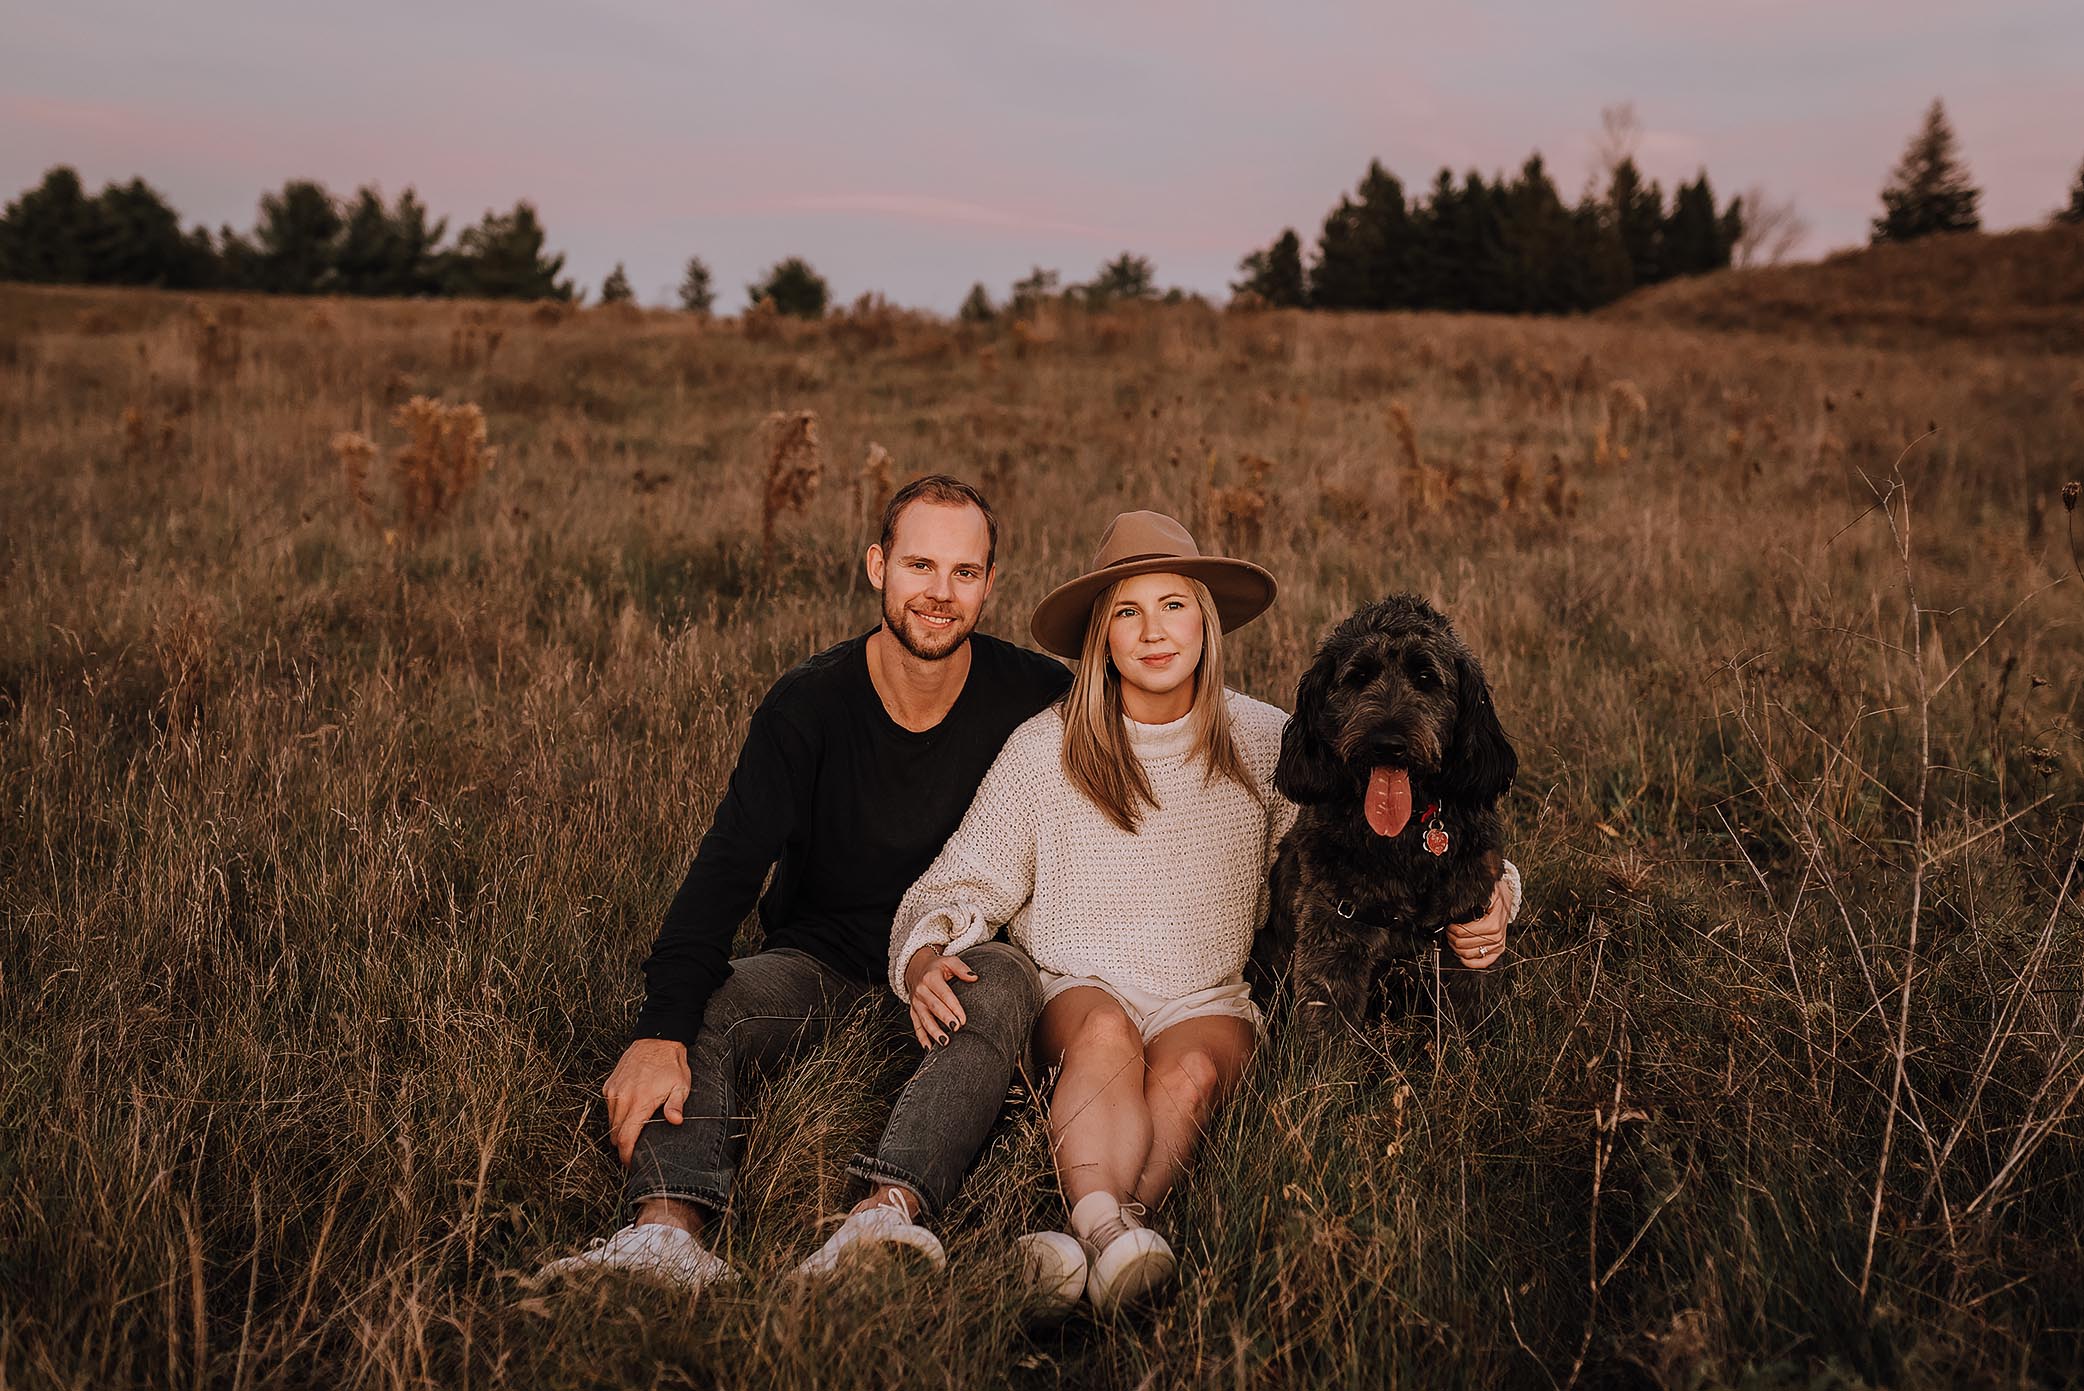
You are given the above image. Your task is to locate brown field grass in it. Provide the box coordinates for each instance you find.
[1606,223,2084,351]
[3,279,2082,1389]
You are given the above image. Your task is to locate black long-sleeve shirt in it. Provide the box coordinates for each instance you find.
[633,629,1071,1045]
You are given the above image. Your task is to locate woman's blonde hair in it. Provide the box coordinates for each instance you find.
[1059,574,1262,834]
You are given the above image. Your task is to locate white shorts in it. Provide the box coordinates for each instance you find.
[1036,968,1263,1043]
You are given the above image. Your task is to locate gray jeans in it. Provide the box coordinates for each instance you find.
[623,940,1040,1222]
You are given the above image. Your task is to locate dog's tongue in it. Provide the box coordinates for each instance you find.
[1365,767,1413,837]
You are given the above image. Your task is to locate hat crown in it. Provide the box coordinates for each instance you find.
[1093,510,1202,570]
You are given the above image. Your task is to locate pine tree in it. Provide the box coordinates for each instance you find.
[0,167,96,283]
[1570,194,1634,309]
[678,256,715,313]
[1494,156,1577,312]
[958,282,996,323]
[334,188,398,295]
[1233,228,1306,307]
[1308,161,1411,310]
[214,226,264,291]
[84,177,210,287]
[1008,267,1059,315]
[746,257,829,318]
[2056,158,2084,226]
[1872,99,1981,242]
[1607,159,1665,287]
[449,202,573,300]
[255,180,343,294]
[1081,252,1157,305]
[1659,173,1734,278]
[600,263,634,304]
[1408,170,1507,311]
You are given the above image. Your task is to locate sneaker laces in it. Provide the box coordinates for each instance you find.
[1080,1200,1149,1256]
[870,1189,916,1226]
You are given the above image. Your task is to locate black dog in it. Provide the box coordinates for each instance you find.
[1252,594,1518,1037]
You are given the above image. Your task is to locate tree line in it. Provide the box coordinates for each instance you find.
[4,101,2077,312]
[1235,99,2073,313]
[0,171,575,300]
[1233,152,1739,313]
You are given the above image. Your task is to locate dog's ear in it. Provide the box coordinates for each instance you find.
[1276,656,1345,804]
[1443,653,1517,805]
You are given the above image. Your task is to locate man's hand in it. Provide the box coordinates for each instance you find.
[603,1038,691,1167]
[904,945,976,1049]
[1446,881,1509,970]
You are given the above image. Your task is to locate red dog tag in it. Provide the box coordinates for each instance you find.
[1423,825,1450,856]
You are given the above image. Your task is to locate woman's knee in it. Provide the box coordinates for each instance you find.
[1152,1049,1222,1113]
[1069,1000,1145,1060]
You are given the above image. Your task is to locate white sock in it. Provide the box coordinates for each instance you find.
[1069,1191,1123,1241]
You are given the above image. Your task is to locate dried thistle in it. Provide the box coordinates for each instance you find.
[1389,402,1447,514]
[1606,379,1648,434]
[1389,402,1421,477]
[761,410,823,567]
[1499,448,1528,512]
[384,397,495,532]
[1207,454,1277,551]
[186,303,241,385]
[743,296,783,343]
[858,442,895,527]
[331,431,380,527]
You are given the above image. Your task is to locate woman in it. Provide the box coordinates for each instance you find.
[889,511,1514,1316]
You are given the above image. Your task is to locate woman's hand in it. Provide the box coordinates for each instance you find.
[904,945,977,1048]
[1446,882,1509,970]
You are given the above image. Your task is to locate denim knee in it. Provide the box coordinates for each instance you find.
[951,940,1042,1049]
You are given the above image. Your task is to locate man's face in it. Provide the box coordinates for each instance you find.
[868,501,994,661]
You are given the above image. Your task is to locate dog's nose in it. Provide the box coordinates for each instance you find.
[1371,736,1410,764]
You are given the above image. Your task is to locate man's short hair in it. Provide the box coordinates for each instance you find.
[878,475,1000,571]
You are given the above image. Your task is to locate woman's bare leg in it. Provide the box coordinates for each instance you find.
[1131,1015,1255,1208]
[1034,987,1151,1209]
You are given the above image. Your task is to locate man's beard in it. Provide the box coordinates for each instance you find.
[883,594,975,661]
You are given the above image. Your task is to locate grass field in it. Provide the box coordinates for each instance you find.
[3,265,2082,1389]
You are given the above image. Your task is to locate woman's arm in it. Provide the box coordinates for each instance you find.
[887,725,1047,1000]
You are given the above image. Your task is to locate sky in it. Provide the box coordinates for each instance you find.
[4,0,2080,312]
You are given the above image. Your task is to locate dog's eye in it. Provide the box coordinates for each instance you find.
[1410,664,1440,688]
[1340,664,1372,688]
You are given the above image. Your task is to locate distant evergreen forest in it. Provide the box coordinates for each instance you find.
[0,156,1747,316]
[1234,154,1739,313]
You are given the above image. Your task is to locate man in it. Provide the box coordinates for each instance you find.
[539,475,1070,1290]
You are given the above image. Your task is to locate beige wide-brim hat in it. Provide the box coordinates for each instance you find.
[1029,510,1277,659]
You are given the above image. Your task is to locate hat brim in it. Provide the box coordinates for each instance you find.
[1029,555,1277,659]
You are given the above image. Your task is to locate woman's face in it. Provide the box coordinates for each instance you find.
[1105,571,1205,716]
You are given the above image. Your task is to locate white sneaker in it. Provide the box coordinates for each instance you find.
[1070,1193,1175,1316]
[791,1191,947,1280]
[533,1222,740,1293]
[1014,1230,1088,1323]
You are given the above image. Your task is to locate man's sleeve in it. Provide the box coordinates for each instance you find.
[632,695,817,1046]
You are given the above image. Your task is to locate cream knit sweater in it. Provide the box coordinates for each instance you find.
[889,689,1296,1002]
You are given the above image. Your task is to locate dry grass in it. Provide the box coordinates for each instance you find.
[2,280,2082,1390]
[1608,223,2084,350]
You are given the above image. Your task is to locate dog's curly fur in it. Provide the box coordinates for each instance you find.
[1251,594,1518,1036]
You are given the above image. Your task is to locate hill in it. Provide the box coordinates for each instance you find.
[1604,223,2084,350]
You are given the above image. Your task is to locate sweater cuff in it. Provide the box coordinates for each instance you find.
[890,901,993,1000]
[1499,859,1523,924]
